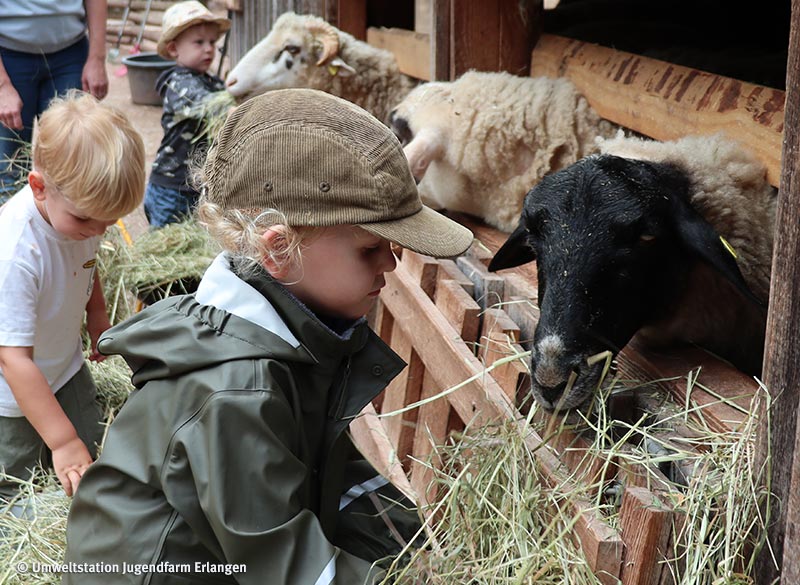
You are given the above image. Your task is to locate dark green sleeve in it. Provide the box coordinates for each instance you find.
[163,391,384,584]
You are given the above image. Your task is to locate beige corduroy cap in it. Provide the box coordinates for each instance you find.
[157,1,231,59]
[203,89,474,258]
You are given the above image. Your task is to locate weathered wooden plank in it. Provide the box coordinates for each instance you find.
[366,27,430,81]
[530,34,785,186]
[456,256,505,310]
[380,328,423,467]
[350,402,417,503]
[622,340,758,434]
[402,251,440,299]
[431,0,450,81]
[436,258,475,296]
[761,1,800,580]
[434,279,481,343]
[450,0,539,78]
[334,0,367,40]
[410,370,449,509]
[619,487,673,585]
[415,0,432,35]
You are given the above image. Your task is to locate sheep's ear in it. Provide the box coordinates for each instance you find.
[326,57,355,77]
[671,195,766,308]
[488,224,536,272]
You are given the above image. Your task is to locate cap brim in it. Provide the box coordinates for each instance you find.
[359,205,474,258]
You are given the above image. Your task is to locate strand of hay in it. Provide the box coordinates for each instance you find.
[88,355,135,419]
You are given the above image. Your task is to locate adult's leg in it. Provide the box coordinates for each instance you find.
[36,36,87,111]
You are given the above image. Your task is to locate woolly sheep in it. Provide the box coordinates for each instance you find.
[225,12,417,123]
[489,132,776,411]
[388,71,618,232]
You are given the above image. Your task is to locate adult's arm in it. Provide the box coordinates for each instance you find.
[0,57,23,130]
[82,0,108,99]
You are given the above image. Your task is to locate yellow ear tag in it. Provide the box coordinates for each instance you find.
[327,64,340,76]
[720,236,738,259]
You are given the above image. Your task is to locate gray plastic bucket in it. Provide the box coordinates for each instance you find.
[122,52,175,106]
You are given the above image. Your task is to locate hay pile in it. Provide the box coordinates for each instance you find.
[98,220,219,324]
[382,382,771,585]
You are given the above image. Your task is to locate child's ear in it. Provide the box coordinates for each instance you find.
[28,171,46,200]
[260,225,294,279]
[166,41,179,60]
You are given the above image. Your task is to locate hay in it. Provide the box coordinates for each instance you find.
[2,295,773,585]
[384,422,604,584]
[0,472,69,585]
[97,219,219,323]
[383,375,771,585]
[194,90,237,144]
[89,355,135,418]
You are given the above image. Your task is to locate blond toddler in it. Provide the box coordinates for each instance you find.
[0,91,145,499]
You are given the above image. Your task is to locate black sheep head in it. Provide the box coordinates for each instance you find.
[489,154,761,411]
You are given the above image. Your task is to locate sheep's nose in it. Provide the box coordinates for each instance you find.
[225,76,238,88]
[539,380,567,404]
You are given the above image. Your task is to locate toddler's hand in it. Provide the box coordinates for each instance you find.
[52,437,93,497]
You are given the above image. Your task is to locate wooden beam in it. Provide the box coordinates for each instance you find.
[334,0,367,41]
[760,0,800,581]
[366,27,431,81]
[531,34,785,187]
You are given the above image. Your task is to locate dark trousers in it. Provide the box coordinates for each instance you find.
[0,36,88,200]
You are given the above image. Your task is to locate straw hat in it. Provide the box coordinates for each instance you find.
[157,1,231,59]
[203,89,475,258]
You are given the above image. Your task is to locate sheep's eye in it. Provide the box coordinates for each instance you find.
[639,234,656,244]
[284,45,301,56]
[612,219,645,247]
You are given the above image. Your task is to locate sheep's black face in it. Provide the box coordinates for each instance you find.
[490,155,698,411]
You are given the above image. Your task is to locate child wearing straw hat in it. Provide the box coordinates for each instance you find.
[145,1,230,228]
[0,91,145,502]
[64,88,473,584]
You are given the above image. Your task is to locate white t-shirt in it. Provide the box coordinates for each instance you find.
[0,187,100,417]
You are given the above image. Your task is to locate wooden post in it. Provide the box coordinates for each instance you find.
[449,0,540,79]
[326,0,367,40]
[758,1,800,582]
[431,0,450,80]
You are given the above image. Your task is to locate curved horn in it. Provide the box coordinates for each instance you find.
[305,20,339,66]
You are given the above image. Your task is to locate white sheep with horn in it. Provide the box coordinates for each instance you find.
[225,12,417,123]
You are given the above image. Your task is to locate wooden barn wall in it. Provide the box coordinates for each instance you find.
[227,0,326,65]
